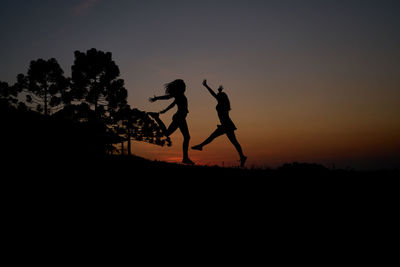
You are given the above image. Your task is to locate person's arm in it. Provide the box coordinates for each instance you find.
[149,94,173,102]
[160,101,176,114]
[202,79,217,99]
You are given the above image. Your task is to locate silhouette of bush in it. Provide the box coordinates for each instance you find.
[277,162,330,177]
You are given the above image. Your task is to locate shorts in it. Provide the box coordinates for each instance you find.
[172,112,188,122]
[217,122,237,132]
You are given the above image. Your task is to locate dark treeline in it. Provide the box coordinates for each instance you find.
[1,48,170,164]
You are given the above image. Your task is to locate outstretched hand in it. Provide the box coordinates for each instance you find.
[202,79,207,87]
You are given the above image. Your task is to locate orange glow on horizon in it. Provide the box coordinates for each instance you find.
[130,118,400,169]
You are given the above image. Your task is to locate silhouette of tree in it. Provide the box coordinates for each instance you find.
[0,80,28,111]
[71,48,127,121]
[0,81,16,107]
[16,58,68,115]
[2,48,172,158]
[114,105,171,155]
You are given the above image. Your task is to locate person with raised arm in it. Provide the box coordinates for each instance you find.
[148,79,194,165]
[192,79,247,167]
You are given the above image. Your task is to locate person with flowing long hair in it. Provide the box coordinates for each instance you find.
[192,79,247,167]
[148,79,194,165]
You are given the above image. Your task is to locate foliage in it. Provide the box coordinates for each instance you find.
[1,48,169,157]
[71,48,127,121]
[0,81,17,107]
[16,58,69,115]
[115,106,171,152]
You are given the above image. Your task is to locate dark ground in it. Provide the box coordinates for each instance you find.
[3,152,398,250]
[4,154,398,200]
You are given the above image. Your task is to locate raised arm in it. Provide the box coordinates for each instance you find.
[149,94,173,102]
[202,79,217,99]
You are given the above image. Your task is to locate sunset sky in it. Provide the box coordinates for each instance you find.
[1,0,399,169]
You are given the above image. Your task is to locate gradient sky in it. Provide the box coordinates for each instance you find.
[1,0,399,169]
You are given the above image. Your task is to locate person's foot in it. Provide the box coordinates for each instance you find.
[182,158,195,165]
[147,112,159,119]
[240,156,247,168]
[191,145,203,151]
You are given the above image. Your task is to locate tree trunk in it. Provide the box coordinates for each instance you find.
[44,86,48,116]
[93,83,99,115]
[127,132,131,156]
[94,96,98,114]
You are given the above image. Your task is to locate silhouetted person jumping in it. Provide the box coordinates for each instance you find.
[148,79,194,165]
[192,79,247,167]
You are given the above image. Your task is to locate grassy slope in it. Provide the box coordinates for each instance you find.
[62,154,398,179]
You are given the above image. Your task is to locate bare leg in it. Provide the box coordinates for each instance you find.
[149,112,192,164]
[191,127,225,151]
[226,131,247,167]
[149,113,178,137]
[165,120,179,136]
[178,120,194,164]
[148,113,168,134]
